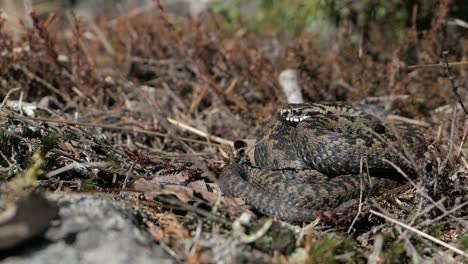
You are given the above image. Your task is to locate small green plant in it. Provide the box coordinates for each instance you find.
[429,223,444,238]
[382,241,409,264]
[9,152,43,192]
[41,132,58,153]
[82,178,97,190]
[457,234,468,251]
[307,233,361,263]
[105,153,121,166]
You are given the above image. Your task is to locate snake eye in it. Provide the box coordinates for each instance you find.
[279,109,290,118]
[291,109,302,116]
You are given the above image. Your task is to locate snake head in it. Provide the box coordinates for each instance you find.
[279,104,315,126]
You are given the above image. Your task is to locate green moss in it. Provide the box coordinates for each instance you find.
[307,234,362,263]
[381,230,394,241]
[9,152,43,192]
[0,131,12,165]
[41,132,58,153]
[82,178,97,190]
[429,223,444,238]
[382,241,409,264]
[457,234,468,251]
[371,231,411,263]
[252,219,296,254]
[105,153,121,166]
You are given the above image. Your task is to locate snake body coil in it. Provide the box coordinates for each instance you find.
[219,103,427,222]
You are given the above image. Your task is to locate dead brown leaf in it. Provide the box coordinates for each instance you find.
[147,222,165,241]
[134,178,193,203]
[221,197,251,218]
[160,213,189,239]
[188,180,218,204]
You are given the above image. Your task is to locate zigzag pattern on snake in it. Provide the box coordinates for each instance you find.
[218,102,427,223]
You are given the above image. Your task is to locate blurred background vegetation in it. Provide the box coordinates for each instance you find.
[210,0,467,59]
[2,0,466,61]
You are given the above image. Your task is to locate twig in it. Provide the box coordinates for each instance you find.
[408,197,447,227]
[17,90,24,116]
[224,78,239,95]
[370,201,422,261]
[0,87,21,108]
[45,161,112,178]
[0,150,13,168]
[370,209,467,257]
[159,241,182,263]
[239,219,272,243]
[109,1,157,27]
[361,95,409,104]
[167,117,234,147]
[441,51,468,115]
[386,114,431,127]
[439,102,458,174]
[188,219,203,256]
[348,157,366,233]
[294,218,320,247]
[457,126,468,157]
[189,84,208,114]
[461,157,468,170]
[406,61,468,70]
[419,200,468,228]
[89,22,115,55]
[122,162,135,189]
[446,18,468,29]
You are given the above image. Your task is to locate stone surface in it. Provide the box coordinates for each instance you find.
[1,194,173,264]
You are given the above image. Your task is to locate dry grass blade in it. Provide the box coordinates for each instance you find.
[386,115,431,127]
[405,61,468,70]
[167,117,234,147]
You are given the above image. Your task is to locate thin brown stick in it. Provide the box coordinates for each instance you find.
[386,114,431,127]
[89,22,115,55]
[441,51,468,115]
[189,84,208,114]
[419,200,468,228]
[45,162,112,178]
[167,117,234,147]
[224,78,238,95]
[406,61,468,70]
[0,87,21,108]
[347,157,366,233]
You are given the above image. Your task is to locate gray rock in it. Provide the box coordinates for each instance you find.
[2,194,173,264]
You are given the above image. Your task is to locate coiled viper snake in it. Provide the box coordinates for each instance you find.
[219,103,427,222]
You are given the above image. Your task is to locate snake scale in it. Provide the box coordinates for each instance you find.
[218,102,427,222]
